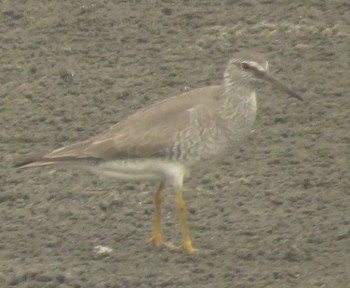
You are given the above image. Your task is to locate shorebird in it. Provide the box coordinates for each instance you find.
[16,52,303,253]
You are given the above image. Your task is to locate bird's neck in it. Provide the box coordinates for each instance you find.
[214,81,258,143]
[219,82,257,117]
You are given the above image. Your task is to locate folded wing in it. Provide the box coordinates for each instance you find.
[17,85,224,167]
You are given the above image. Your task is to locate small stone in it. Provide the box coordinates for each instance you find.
[93,245,113,257]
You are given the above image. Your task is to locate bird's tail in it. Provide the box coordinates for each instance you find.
[13,153,56,168]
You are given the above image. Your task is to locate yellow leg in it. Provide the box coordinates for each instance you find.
[175,187,197,253]
[148,182,164,247]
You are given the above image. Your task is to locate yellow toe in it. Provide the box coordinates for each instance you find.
[182,240,198,253]
[147,235,162,247]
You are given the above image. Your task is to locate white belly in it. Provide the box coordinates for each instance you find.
[88,159,188,187]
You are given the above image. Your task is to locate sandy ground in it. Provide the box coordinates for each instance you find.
[1,0,350,287]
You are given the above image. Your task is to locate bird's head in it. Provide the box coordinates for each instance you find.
[224,52,303,101]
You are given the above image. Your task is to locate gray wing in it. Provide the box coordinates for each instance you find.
[18,85,224,167]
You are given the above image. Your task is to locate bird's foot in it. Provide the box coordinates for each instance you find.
[161,241,198,253]
[180,239,198,253]
[146,236,176,250]
[147,235,162,247]
[146,237,197,253]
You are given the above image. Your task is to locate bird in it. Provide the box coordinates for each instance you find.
[15,52,303,253]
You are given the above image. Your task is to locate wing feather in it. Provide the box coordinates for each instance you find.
[17,85,224,167]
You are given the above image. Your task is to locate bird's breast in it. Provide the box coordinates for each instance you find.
[220,90,257,143]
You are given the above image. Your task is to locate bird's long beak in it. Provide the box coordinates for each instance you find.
[255,70,303,101]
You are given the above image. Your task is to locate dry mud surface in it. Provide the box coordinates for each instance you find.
[1,1,350,287]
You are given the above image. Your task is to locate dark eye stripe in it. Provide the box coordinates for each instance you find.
[241,62,251,70]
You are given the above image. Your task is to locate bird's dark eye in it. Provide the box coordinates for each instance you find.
[241,62,251,70]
